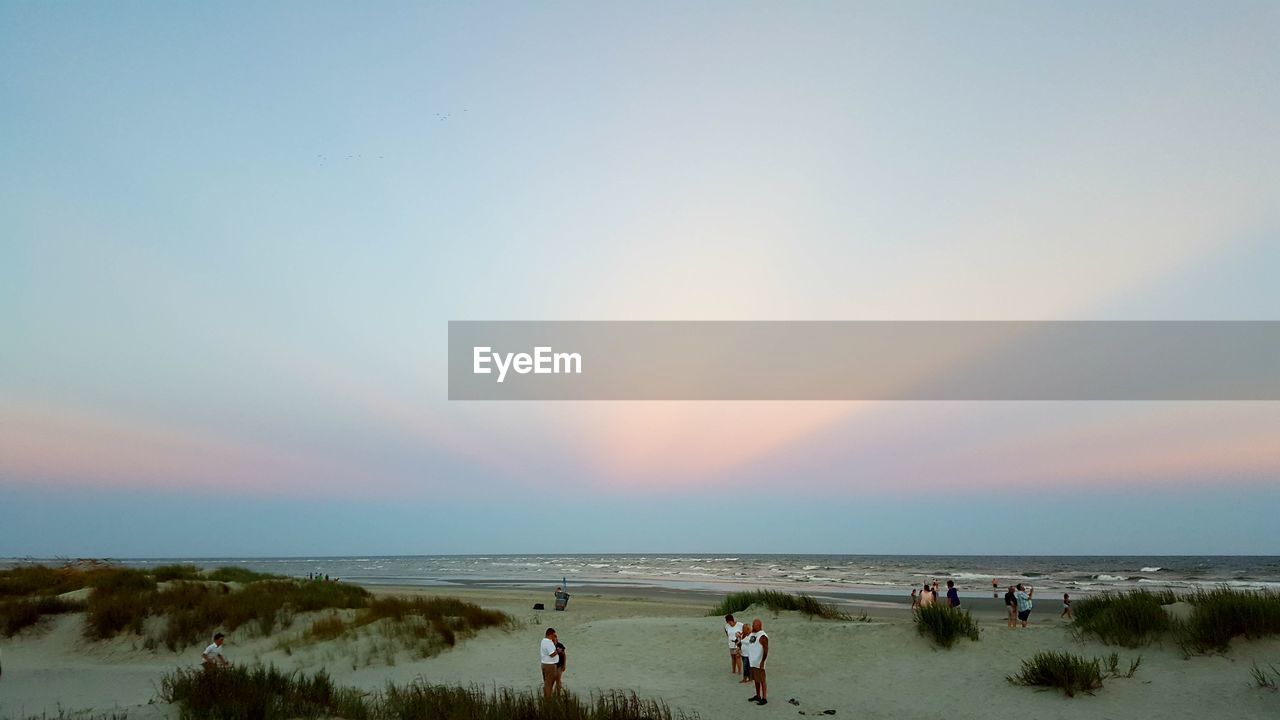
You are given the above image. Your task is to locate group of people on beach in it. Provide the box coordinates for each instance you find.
[723,614,771,706]
[910,578,1075,627]
[910,579,961,609]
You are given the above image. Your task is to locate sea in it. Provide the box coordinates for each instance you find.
[76,554,1280,598]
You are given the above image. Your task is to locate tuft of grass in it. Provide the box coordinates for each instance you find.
[306,613,347,641]
[1008,651,1105,697]
[708,590,851,620]
[1176,587,1280,654]
[1250,661,1279,690]
[913,603,979,648]
[161,664,696,720]
[1071,590,1173,647]
[1009,651,1142,697]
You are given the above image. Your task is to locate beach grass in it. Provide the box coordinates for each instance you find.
[913,604,979,648]
[1,595,87,636]
[1071,589,1173,647]
[708,590,851,620]
[1250,661,1280,690]
[1177,587,1280,654]
[1007,651,1105,697]
[288,595,513,659]
[161,664,696,720]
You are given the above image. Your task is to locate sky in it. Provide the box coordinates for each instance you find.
[2,1,1278,557]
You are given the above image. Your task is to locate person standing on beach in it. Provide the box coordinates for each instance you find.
[918,582,935,607]
[539,628,562,698]
[1061,593,1073,620]
[746,618,769,706]
[910,588,919,609]
[724,614,743,675]
[201,633,228,669]
[1014,584,1035,627]
[992,578,999,598]
[1004,586,1017,627]
[738,622,753,683]
[946,580,960,608]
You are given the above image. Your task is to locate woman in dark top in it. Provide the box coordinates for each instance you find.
[1004,586,1017,628]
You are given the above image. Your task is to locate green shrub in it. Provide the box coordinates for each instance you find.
[1007,651,1105,697]
[1071,590,1172,647]
[151,564,203,582]
[913,604,979,648]
[1009,651,1142,697]
[1177,587,1280,654]
[204,567,285,583]
[1,596,86,636]
[161,665,695,720]
[708,590,851,620]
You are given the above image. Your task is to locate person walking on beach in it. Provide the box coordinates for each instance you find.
[992,578,999,598]
[1014,584,1035,627]
[724,614,743,675]
[539,628,562,698]
[201,633,228,669]
[1061,593,1073,621]
[910,587,920,609]
[1004,586,1017,628]
[746,618,770,706]
[946,580,960,608]
[918,582,935,607]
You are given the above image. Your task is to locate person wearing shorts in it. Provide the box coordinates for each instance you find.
[1004,586,1017,628]
[539,628,561,698]
[746,618,769,705]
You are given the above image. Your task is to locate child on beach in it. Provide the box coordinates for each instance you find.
[1061,593,1073,620]
[738,623,753,683]
[911,588,919,608]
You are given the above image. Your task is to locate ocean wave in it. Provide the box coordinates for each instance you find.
[1140,567,1163,573]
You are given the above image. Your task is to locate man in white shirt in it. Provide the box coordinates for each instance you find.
[746,618,770,706]
[539,628,561,698]
[723,614,743,675]
[201,633,228,669]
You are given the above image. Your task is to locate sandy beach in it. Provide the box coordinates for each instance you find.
[2,585,1277,720]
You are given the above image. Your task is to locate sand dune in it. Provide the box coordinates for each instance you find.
[2,587,1278,719]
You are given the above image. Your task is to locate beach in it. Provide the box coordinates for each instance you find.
[3,584,1277,719]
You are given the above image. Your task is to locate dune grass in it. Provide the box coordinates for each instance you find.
[1250,661,1280,690]
[1,595,87,636]
[913,603,980,648]
[1007,651,1140,697]
[1176,587,1280,654]
[1071,589,1173,647]
[708,589,851,620]
[1007,651,1106,697]
[161,664,696,720]
[286,595,513,660]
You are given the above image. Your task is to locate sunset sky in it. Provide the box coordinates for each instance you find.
[2,1,1278,557]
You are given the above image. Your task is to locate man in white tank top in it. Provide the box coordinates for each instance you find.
[745,618,770,705]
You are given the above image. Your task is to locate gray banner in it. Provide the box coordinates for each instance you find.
[447,321,1280,400]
